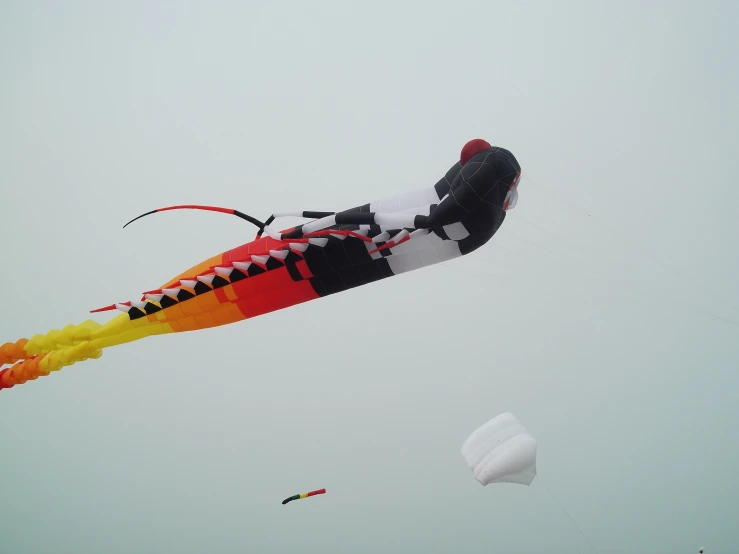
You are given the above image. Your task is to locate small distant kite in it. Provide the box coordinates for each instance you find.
[461,412,537,486]
[282,488,326,505]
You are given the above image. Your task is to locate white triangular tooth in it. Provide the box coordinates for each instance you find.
[330,233,347,240]
[214,266,232,277]
[308,238,328,247]
[131,300,147,309]
[196,275,215,285]
[179,280,198,288]
[232,261,252,271]
[145,294,164,302]
[289,242,309,252]
[115,303,131,312]
[251,255,269,264]
[162,288,180,296]
[269,249,288,259]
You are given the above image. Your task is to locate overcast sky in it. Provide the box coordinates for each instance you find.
[2,1,738,553]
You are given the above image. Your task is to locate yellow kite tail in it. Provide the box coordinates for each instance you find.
[0,312,175,390]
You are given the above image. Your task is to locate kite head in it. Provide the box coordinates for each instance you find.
[460,139,491,166]
[459,139,521,211]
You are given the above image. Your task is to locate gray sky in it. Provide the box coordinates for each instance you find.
[2,1,738,553]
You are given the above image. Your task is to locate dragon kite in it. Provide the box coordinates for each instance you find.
[0,139,521,391]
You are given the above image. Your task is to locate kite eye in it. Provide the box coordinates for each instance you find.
[509,172,521,190]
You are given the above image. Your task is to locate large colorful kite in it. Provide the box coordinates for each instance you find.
[0,139,521,390]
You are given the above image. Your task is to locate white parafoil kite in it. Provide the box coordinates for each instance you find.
[461,412,537,486]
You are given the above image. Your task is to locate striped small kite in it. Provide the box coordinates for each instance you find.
[281,488,326,505]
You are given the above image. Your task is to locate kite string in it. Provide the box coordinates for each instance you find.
[500,212,739,327]
[494,177,739,326]
[520,174,739,316]
[440,212,739,328]
[538,475,600,554]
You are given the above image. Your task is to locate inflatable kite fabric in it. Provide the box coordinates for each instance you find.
[0,139,521,391]
[461,412,537,486]
[282,488,326,505]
